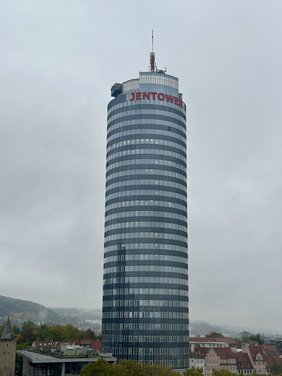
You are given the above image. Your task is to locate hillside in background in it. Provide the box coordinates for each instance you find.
[1,294,279,336]
[52,307,102,321]
[0,294,60,325]
[0,295,102,333]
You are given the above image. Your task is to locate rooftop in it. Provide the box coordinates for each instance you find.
[17,350,116,364]
[0,317,14,340]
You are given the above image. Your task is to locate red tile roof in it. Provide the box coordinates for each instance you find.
[191,337,238,345]
[214,347,236,360]
[191,348,210,359]
[236,353,253,370]
[73,338,102,352]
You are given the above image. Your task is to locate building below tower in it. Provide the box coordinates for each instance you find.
[102,67,189,369]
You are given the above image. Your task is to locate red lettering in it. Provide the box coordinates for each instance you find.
[165,94,174,103]
[130,91,183,107]
[157,93,165,101]
[142,92,150,100]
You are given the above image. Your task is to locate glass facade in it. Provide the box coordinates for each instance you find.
[102,71,189,369]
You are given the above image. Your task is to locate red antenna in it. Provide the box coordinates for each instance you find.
[150,30,156,72]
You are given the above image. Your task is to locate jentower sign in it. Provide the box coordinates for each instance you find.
[129,91,184,107]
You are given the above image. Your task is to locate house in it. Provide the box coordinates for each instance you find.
[73,338,102,352]
[243,344,282,375]
[190,337,238,352]
[31,340,60,352]
[205,348,237,376]
[236,352,254,374]
[190,348,209,374]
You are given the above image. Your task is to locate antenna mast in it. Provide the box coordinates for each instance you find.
[150,30,156,72]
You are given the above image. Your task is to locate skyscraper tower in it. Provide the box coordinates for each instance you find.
[102,47,189,369]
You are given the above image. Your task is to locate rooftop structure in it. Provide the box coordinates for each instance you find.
[190,336,238,351]
[17,349,116,376]
[0,317,13,340]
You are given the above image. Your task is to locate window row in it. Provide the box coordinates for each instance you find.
[108,103,185,122]
[106,169,186,186]
[105,227,187,238]
[103,288,188,296]
[140,73,178,88]
[106,181,186,196]
[105,232,187,243]
[107,120,185,140]
[106,148,186,164]
[107,129,186,146]
[108,108,185,125]
[103,276,188,286]
[107,137,186,154]
[106,190,186,204]
[105,345,188,358]
[107,157,186,172]
[104,334,188,345]
[105,214,187,227]
[105,200,186,212]
[104,242,187,253]
[103,323,188,332]
[102,299,188,308]
[106,184,186,199]
[107,116,186,136]
[104,254,187,264]
[102,311,188,319]
[105,221,187,233]
[107,168,186,184]
[104,265,187,275]
[107,145,186,163]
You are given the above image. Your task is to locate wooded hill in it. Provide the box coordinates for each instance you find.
[0,294,59,324]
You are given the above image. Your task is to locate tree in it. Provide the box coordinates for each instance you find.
[183,367,203,376]
[18,321,39,345]
[270,363,282,376]
[81,359,179,376]
[119,359,145,376]
[249,334,265,345]
[17,321,98,345]
[206,332,224,338]
[81,359,113,376]
[75,327,97,340]
[212,370,238,376]
[144,364,178,376]
[240,332,265,345]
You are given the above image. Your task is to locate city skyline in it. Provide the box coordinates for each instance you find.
[0,1,282,333]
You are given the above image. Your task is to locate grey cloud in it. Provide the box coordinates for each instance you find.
[0,0,282,332]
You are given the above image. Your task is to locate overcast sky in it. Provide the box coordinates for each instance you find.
[0,0,282,333]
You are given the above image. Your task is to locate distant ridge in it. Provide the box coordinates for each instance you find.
[0,295,59,325]
[1,295,276,336]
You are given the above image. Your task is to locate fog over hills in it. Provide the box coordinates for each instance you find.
[0,294,59,324]
[1,294,280,337]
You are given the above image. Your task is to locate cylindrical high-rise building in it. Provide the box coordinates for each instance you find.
[102,66,189,369]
